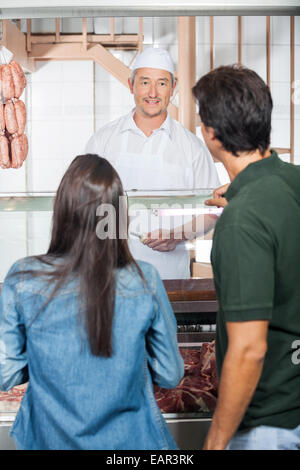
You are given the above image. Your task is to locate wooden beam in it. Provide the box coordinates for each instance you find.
[82,18,87,51]
[29,33,141,45]
[29,41,178,119]
[168,102,178,121]
[178,16,196,134]
[210,16,214,70]
[138,17,143,52]
[55,18,60,43]
[110,18,115,41]
[0,20,34,72]
[29,42,129,84]
[266,16,271,87]
[238,16,242,65]
[26,19,31,52]
[272,147,291,155]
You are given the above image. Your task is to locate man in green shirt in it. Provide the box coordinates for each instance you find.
[192,65,300,450]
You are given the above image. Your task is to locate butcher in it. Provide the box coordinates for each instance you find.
[85,47,220,279]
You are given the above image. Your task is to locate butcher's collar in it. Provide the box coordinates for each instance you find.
[120,108,173,139]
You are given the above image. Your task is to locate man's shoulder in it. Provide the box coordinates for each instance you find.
[94,113,129,137]
[219,174,290,227]
[85,113,130,153]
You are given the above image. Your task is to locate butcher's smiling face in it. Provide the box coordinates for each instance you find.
[129,67,175,119]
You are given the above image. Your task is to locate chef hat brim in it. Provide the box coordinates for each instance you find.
[131,48,175,75]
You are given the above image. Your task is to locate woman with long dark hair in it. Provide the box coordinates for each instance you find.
[0,154,184,450]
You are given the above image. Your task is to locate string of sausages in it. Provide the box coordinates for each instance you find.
[0,60,28,169]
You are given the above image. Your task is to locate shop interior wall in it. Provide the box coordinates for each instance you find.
[0,15,299,281]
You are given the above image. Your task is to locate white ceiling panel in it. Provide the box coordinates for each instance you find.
[0,1,299,18]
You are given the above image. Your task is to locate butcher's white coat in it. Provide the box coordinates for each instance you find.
[85,110,220,279]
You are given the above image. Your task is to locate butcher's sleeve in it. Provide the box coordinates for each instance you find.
[146,268,184,389]
[84,134,98,154]
[85,130,106,157]
[0,267,28,391]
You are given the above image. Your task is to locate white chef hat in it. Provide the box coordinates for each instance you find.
[131,47,175,75]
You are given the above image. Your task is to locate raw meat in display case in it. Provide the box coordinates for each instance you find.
[0,384,28,412]
[154,341,218,413]
[0,341,218,416]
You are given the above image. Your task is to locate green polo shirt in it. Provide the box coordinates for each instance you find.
[212,150,300,430]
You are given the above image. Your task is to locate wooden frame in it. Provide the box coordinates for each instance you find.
[163,278,218,316]
[25,17,178,121]
[0,16,296,163]
[210,16,214,71]
[0,19,34,71]
[178,17,196,134]
[25,17,144,50]
[266,16,271,86]
[208,15,295,163]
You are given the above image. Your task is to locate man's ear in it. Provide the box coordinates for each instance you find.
[128,77,134,94]
[206,125,217,141]
[201,122,216,142]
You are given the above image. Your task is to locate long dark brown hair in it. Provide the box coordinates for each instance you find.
[20,154,144,357]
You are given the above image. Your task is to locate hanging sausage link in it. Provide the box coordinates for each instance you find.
[0,60,28,169]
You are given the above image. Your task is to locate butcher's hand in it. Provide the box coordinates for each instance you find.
[142,229,184,252]
[205,183,230,208]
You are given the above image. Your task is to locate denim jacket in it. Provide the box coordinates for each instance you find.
[0,257,184,450]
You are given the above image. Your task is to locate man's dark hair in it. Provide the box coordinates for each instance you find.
[192,64,273,156]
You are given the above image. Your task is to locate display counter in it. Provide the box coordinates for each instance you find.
[0,278,218,450]
[0,191,219,449]
[0,189,221,282]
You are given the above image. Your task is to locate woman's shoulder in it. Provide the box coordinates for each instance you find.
[136,259,157,276]
[116,261,160,296]
[5,256,42,278]
[3,255,61,292]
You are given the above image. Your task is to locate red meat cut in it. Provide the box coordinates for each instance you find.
[154,340,218,413]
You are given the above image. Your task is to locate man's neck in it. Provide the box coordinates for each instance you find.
[133,110,168,137]
[222,148,272,181]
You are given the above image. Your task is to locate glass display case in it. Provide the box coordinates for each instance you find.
[0,189,222,282]
[0,189,221,449]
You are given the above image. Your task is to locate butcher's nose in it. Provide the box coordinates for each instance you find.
[148,84,157,97]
